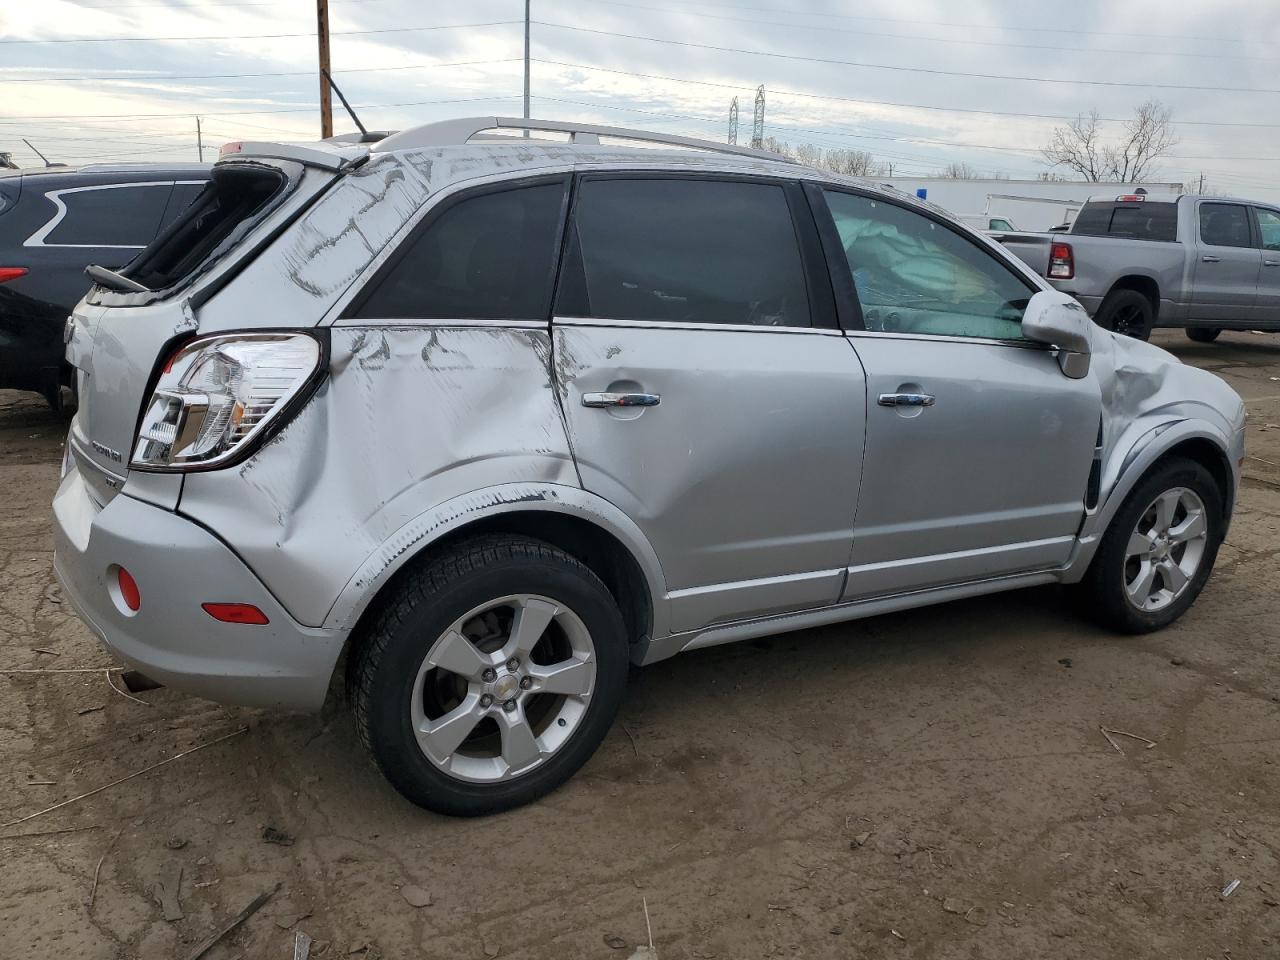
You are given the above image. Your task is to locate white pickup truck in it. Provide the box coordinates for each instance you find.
[995,193,1280,341]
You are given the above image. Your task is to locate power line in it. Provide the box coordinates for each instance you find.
[530,58,1280,130]
[577,0,1280,64]
[0,19,520,44]
[575,0,1269,47]
[530,21,1280,96]
[0,57,522,84]
[0,94,523,121]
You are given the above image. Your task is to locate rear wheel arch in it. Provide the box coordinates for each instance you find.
[331,506,659,709]
[1107,275,1161,315]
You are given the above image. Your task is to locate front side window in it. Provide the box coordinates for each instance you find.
[823,190,1033,340]
[44,183,172,247]
[557,177,811,327]
[1255,208,1280,251]
[353,180,565,320]
[1199,203,1252,248]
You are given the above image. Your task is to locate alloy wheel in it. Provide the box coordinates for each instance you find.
[409,594,597,783]
[1123,487,1209,612]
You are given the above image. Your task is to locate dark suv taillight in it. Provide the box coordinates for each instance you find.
[1048,242,1074,280]
[0,267,28,283]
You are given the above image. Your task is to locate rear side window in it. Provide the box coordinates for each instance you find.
[557,177,811,327]
[1199,203,1252,248]
[158,181,207,232]
[352,179,566,320]
[126,163,287,291]
[1071,201,1177,242]
[44,184,172,246]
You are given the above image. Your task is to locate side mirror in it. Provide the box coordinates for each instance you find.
[1021,290,1092,378]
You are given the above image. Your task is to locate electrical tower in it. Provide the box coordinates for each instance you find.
[728,97,739,145]
[751,85,765,149]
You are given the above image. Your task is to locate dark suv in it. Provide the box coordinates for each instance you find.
[0,163,210,410]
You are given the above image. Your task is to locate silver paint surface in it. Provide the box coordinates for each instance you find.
[53,141,1247,709]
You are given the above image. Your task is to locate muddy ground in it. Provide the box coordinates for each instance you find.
[2,330,1279,959]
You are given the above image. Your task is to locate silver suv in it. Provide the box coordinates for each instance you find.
[54,118,1246,816]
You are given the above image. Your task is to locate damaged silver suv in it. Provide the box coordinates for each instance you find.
[54,118,1246,816]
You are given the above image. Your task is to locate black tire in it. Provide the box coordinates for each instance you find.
[1078,458,1223,633]
[349,534,629,816]
[1095,288,1154,341]
[1185,327,1222,343]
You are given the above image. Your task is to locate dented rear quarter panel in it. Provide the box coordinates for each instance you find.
[177,325,579,628]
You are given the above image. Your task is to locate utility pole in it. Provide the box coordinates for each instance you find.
[523,0,531,136]
[317,0,333,139]
[751,85,765,149]
[196,116,204,162]
[1197,172,1205,193]
[728,97,738,145]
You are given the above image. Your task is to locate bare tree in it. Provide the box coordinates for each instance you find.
[940,161,978,179]
[760,137,887,178]
[1041,99,1178,182]
[824,148,885,177]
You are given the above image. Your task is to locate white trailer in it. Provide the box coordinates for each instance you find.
[877,178,1184,232]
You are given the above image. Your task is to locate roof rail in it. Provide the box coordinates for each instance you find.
[370,116,794,163]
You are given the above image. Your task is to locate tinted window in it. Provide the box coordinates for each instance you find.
[990,218,1013,231]
[1254,208,1280,251]
[558,178,810,327]
[1071,201,1177,241]
[354,181,565,320]
[45,184,172,246]
[823,190,1033,340]
[1199,203,1252,248]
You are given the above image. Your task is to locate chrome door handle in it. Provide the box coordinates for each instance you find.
[1265,260,1280,267]
[1202,255,1221,263]
[878,392,935,408]
[582,392,661,408]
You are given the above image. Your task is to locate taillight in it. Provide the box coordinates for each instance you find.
[0,267,28,283]
[132,332,323,471]
[1049,242,1074,280]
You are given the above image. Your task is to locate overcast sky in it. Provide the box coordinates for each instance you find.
[3,0,1279,199]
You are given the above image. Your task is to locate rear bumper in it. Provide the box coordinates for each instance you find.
[52,466,346,711]
[1044,282,1102,316]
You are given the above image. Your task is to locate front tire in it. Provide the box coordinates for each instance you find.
[1185,327,1222,343]
[349,535,629,816]
[1079,458,1223,633]
[1095,288,1154,341]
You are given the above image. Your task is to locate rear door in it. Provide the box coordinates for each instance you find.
[812,186,1100,597]
[1191,201,1261,321]
[553,173,866,633]
[1252,206,1280,324]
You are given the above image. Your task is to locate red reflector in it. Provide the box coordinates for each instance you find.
[202,602,270,625]
[0,267,29,284]
[117,568,141,612]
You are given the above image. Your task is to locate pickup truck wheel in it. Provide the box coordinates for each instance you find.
[349,534,629,816]
[1185,327,1221,343]
[1095,288,1154,341]
[1078,458,1223,634]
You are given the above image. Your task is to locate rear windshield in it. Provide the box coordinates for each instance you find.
[1071,201,1178,242]
[124,162,290,292]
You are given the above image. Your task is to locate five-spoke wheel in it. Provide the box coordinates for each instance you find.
[1080,457,1223,632]
[350,536,628,816]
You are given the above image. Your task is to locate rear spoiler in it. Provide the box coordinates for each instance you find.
[217,140,367,171]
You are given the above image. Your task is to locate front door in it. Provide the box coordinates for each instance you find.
[552,174,867,633]
[1191,201,1261,322]
[813,187,1101,598]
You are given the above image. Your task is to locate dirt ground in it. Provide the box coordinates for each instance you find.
[2,330,1280,960]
